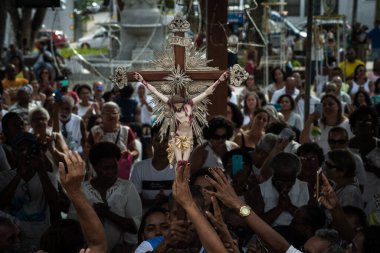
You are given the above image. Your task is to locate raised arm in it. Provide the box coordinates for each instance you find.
[205,168,292,253]
[134,72,169,103]
[192,71,229,105]
[59,152,107,253]
[172,163,229,253]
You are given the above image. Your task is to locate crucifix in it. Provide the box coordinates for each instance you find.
[111,15,248,167]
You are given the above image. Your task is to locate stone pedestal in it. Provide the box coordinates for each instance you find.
[118,1,165,61]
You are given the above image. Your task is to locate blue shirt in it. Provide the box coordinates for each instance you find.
[368,27,380,48]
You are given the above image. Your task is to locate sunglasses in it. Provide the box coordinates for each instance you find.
[95,85,104,91]
[328,139,347,145]
[212,134,228,140]
[325,161,339,171]
[299,156,318,162]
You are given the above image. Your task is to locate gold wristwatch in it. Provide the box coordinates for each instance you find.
[239,205,252,217]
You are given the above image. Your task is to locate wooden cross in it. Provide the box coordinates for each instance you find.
[124,15,226,95]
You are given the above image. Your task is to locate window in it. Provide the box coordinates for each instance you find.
[286,0,301,16]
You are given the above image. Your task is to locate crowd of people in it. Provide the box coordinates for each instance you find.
[0,35,380,253]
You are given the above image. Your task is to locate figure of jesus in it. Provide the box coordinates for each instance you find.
[133,71,229,166]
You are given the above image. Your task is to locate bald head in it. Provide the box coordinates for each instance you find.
[285,77,297,94]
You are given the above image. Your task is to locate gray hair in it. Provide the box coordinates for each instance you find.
[61,95,75,108]
[269,152,301,175]
[256,133,278,153]
[101,101,121,114]
[314,229,343,253]
[29,106,50,122]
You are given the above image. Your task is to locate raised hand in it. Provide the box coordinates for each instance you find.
[172,163,194,209]
[58,151,85,196]
[204,168,243,210]
[133,72,144,82]
[318,173,338,210]
[205,196,239,253]
[219,71,230,82]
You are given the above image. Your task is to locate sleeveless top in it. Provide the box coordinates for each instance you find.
[240,131,255,153]
[91,125,130,152]
[259,177,309,226]
[202,141,235,169]
[350,79,370,95]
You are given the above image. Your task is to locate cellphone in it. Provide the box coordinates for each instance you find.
[232,154,243,177]
[314,103,323,115]
[273,103,282,112]
[278,127,294,141]
[316,168,322,200]
[53,89,63,102]
[59,79,69,87]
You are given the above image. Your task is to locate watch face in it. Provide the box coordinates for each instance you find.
[240,206,251,216]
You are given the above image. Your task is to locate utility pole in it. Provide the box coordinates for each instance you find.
[304,0,314,121]
[352,0,358,26]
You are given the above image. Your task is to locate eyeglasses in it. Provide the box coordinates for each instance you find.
[328,139,347,145]
[212,134,228,140]
[299,156,318,162]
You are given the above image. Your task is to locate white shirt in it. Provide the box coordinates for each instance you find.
[259,177,309,226]
[270,87,300,105]
[311,119,353,155]
[68,179,142,249]
[295,95,321,123]
[76,102,93,118]
[60,113,83,153]
[130,158,175,201]
[136,95,153,125]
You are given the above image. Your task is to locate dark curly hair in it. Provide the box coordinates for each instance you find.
[39,219,85,253]
[277,94,296,111]
[349,106,378,134]
[76,84,92,96]
[137,206,169,244]
[271,66,286,83]
[353,64,367,82]
[296,142,324,167]
[203,116,234,140]
[352,90,372,107]
[227,101,244,128]
[89,142,121,166]
[327,149,356,178]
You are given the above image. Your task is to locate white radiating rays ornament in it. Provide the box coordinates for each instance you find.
[109,67,129,89]
[164,65,192,94]
[229,64,249,87]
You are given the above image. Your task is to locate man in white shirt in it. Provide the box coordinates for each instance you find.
[130,124,175,210]
[135,83,153,126]
[271,77,300,104]
[327,127,367,192]
[294,84,321,123]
